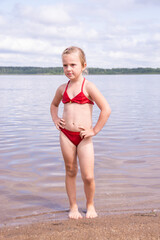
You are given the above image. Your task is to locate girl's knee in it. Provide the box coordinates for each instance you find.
[65,164,78,177]
[82,176,94,185]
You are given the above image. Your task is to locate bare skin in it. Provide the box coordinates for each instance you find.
[50,51,111,219]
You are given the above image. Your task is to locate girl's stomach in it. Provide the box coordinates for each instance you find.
[62,103,93,132]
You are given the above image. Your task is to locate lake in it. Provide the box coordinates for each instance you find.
[0,74,160,226]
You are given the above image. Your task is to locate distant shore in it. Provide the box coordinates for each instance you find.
[0,66,160,75]
[0,212,159,240]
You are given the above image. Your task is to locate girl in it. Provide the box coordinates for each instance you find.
[50,46,111,219]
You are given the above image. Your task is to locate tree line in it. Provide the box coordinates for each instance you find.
[0,66,160,75]
[0,67,64,75]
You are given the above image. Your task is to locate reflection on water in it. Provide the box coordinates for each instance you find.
[0,74,160,226]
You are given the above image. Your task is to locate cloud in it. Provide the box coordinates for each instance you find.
[0,0,160,67]
[0,14,6,25]
[13,3,71,25]
[0,36,50,55]
[135,0,160,5]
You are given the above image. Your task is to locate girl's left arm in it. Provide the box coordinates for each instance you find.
[89,82,111,135]
[79,82,111,139]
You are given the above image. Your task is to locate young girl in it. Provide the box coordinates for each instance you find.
[50,46,111,219]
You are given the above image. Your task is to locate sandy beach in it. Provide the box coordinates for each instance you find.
[0,212,159,240]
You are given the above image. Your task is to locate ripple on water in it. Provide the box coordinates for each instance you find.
[0,75,160,225]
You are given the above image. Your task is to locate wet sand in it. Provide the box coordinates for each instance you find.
[0,212,159,240]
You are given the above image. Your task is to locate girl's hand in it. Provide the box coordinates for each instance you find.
[78,126,95,139]
[54,118,65,130]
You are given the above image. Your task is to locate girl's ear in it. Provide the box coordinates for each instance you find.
[82,63,88,75]
[82,62,87,71]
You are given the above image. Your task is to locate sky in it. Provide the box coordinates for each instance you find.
[0,0,160,68]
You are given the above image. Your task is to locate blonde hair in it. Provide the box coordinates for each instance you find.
[62,46,87,68]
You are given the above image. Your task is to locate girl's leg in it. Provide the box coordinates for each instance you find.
[60,132,82,219]
[77,138,97,218]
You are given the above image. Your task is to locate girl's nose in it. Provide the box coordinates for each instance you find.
[67,65,71,71]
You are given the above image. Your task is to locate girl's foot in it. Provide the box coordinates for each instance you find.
[86,205,98,218]
[69,206,83,219]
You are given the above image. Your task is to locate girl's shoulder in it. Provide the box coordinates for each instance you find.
[85,79,97,91]
[85,79,103,101]
[57,82,68,94]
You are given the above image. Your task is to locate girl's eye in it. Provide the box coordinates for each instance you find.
[63,64,67,67]
[71,64,76,67]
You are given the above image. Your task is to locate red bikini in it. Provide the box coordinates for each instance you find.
[62,78,94,105]
[59,127,82,146]
[60,78,94,146]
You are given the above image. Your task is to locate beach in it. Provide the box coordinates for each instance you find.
[0,212,160,240]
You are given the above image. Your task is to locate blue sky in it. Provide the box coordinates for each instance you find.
[0,0,160,68]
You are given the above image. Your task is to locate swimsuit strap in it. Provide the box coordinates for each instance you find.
[64,80,70,93]
[66,78,85,92]
[81,78,85,92]
[65,81,70,91]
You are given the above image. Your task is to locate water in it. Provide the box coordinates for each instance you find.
[0,74,160,226]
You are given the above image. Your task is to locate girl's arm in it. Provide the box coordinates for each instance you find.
[79,81,111,138]
[50,85,65,130]
[90,82,111,135]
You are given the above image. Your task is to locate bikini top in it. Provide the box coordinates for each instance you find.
[62,78,94,105]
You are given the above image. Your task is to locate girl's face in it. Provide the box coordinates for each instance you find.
[62,52,86,80]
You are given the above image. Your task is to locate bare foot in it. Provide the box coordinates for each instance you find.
[86,205,98,219]
[69,207,83,219]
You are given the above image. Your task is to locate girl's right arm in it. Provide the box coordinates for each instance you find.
[50,85,66,130]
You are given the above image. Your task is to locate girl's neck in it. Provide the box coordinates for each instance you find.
[69,75,84,83]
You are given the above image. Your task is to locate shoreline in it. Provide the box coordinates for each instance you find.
[0,212,159,240]
[0,73,160,76]
[0,66,160,75]
[1,204,160,228]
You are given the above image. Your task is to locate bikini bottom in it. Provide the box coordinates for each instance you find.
[60,127,82,146]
